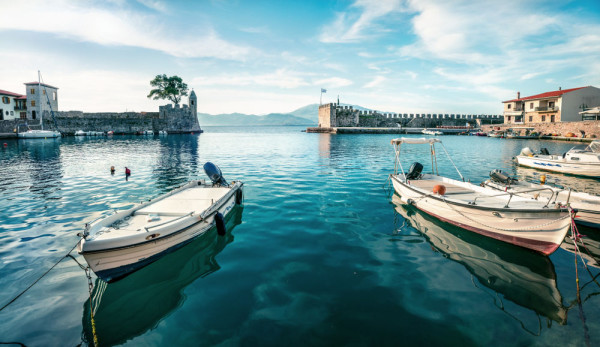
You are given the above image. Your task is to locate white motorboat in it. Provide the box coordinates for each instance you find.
[389,137,572,255]
[482,169,600,228]
[18,71,61,139]
[78,163,244,282]
[75,130,86,136]
[421,129,442,135]
[158,130,167,135]
[488,131,504,138]
[515,142,600,177]
[393,197,567,324]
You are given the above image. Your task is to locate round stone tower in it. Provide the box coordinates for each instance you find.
[189,89,197,118]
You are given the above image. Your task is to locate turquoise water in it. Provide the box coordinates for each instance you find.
[1,127,600,346]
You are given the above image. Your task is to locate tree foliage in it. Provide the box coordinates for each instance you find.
[147,74,189,105]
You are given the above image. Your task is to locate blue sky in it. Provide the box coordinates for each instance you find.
[1,0,599,115]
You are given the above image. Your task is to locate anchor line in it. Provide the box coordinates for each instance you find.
[0,239,82,313]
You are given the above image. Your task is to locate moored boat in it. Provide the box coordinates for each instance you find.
[389,137,572,255]
[483,169,600,228]
[422,129,443,135]
[77,162,244,282]
[515,142,600,177]
[393,197,567,324]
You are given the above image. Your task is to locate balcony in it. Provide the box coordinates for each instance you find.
[504,110,524,116]
[535,106,559,112]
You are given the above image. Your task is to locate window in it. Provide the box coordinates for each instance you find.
[542,115,546,122]
[32,110,36,119]
[508,104,511,109]
[53,92,56,101]
[20,112,26,119]
[31,100,36,106]
[43,90,46,95]
[508,116,512,122]
[30,88,35,94]
[1,96,9,104]
[530,103,534,109]
[551,115,555,122]
[10,111,13,115]
[529,116,532,122]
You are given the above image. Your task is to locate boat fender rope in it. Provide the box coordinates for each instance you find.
[215,212,226,236]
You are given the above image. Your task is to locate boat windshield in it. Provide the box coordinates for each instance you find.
[588,141,600,153]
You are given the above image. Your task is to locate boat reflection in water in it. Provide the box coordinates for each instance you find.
[81,205,243,346]
[561,224,600,269]
[392,195,567,325]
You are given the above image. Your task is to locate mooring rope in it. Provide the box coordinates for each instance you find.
[0,239,81,313]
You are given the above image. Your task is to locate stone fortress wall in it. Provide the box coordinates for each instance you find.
[318,103,503,129]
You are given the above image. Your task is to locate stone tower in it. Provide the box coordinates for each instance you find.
[24,81,58,121]
[189,89,197,118]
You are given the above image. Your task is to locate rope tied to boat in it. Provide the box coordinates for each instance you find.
[0,239,82,313]
[68,255,99,347]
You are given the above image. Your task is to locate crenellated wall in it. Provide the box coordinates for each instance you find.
[0,104,201,135]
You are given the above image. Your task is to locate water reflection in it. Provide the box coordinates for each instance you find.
[81,206,243,346]
[17,139,64,200]
[391,195,567,326]
[152,135,201,190]
[560,225,600,269]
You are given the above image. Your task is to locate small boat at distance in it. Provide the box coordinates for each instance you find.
[515,142,600,177]
[421,129,443,135]
[482,169,600,228]
[77,162,244,282]
[389,137,572,255]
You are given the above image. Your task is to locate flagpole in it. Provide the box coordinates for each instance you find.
[320,90,322,105]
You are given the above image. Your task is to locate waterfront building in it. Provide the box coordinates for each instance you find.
[0,89,27,120]
[502,86,600,124]
[24,81,59,121]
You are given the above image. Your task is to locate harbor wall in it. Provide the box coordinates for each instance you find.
[482,121,600,138]
[0,104,201,135]
[317,103,503,129]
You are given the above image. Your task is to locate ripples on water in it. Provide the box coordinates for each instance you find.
[1,128,600,346]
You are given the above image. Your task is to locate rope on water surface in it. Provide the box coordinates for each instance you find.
[0,239,81,313]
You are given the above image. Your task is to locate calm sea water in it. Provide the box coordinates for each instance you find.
[1,127,600,346]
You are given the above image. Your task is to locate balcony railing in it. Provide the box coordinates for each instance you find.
[535,106,559,112]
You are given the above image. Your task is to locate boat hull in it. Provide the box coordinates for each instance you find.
[516,155,600,177]
[79,183,242,282]
[18,130,61,138]
[391,175,571,255]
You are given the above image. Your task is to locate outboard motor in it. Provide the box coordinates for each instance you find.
[406,162,423,180]
[540,148,550,155]
[203,162,229,186]
[489,169,516,185]
[520,147,533,157]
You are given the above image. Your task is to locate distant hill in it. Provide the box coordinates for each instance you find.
[197,104,319,126]
[196,103,380,126]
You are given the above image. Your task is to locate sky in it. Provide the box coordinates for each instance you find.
[1,0,599,115]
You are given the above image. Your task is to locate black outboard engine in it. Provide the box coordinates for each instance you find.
[203,162,229,186]
[406,162,423,180]
[489,169,516,185]
[540,148,550,155]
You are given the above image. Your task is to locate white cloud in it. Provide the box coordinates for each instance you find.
[191,69,310,89]
[135,0,168,13]
[364,76,386,88]
[313,77,353,88]
[319,0,405,43]
[0,0,254,61]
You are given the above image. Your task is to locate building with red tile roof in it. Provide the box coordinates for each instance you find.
[502,86,600,124]
[0,89,27,120]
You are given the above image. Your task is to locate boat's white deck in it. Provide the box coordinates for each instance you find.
[92,186,231,240]
[408,178,550,209]
[136,186,230,215]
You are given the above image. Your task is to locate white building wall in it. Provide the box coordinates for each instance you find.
[561,86,600,122]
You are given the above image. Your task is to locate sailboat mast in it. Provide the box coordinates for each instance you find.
[38,70,43,131]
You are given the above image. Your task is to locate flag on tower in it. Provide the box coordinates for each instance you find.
[321,88,327,93]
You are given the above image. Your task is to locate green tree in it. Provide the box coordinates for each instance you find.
[147,74,189,105]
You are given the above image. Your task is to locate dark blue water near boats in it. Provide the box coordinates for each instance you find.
[1,127,600,346]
